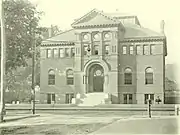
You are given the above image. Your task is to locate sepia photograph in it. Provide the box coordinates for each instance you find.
[0,0,179,134]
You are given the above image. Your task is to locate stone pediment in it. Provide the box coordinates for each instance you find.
[71,9,122,28]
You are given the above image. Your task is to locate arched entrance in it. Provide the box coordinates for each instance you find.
[88,64,104,93]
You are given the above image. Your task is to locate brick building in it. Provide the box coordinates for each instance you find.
[40,9,167,105]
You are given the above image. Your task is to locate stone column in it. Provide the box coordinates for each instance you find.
[104,74,109,93]
[90,32,93,55]
[100,31,104,58]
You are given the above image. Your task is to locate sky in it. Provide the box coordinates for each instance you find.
[31,0,180,83]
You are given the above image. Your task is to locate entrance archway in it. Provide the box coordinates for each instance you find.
[88,64,104,93]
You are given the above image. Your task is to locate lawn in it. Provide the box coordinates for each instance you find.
[0,123,107,135]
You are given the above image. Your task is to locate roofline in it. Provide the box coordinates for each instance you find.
[121,36,166,42]
[71,8,124,29]
[71,8,97,26]
[42,29,74,42]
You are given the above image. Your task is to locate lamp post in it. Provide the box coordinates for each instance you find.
[31,31,36,115]
[0,0,6,122]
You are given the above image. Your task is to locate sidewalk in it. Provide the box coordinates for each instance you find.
[89,116,179,135]
[3,114,40,122]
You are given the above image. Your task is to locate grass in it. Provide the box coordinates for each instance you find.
[0,123,107,135]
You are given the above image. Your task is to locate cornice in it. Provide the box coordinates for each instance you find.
[41,42,75,47]
[73,23,120,29]
[120,36,166,43]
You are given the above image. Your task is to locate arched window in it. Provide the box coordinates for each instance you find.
[66,69,74,85]
[124,68,132,84]
[145,67,153,84]
[48,69,55,85]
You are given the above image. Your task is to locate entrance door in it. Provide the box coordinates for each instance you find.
[93,69,104,92]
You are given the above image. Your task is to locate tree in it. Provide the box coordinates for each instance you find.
[0,0,44,102]
[1,0,43,72]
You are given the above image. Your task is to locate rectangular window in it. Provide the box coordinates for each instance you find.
[144,94,149,104]
[144,94,154,104]
[40,49,46,58]
[122,46,127,54]
[67,78,74,85]
[48,74,55,85]
[53,48,59,58]
[105,45,110,55]
[143,45,150,55]
[145,73,153,84]
[129,46,134,55]
[129,94,133,104]
[150,44,155,55]
[47,49,52,58]
[65,48,71,57]
[65,93,74,104]
[123,94,133,104]
[94,45,99,55]
[123,94,127,104]
[136,45,142,55]
[52,94,55,102]
[124,73,132,84]
[59,48,64,58]
[71,48,75,57]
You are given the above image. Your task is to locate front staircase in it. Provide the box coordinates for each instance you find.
[78,92,109,107]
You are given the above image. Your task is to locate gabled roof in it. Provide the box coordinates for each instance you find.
[42,25,164,45]
[42,9,165,46]
[71,9,122,28]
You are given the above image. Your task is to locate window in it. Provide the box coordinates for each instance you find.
[59,48,64,58]
[47,93,55,104]
[129,94,133,104]
[84,45,88,56]
[94,45,99,55]
[144,94,154,104]
[145,67,153,84]
[129,46,134,55]
[105,45,110,55]
[93,33,100,40]
[47,49,52,58]
[65,48,71,57]
[150,44,155,55]
[83,33,89,40]
[40,49,46,58]
[52,94,55,102]
[124,68,132,84]
[71,48,75,57]
[53,48,59,58]
[136,45,142,55]
[123,94,133,104]
[48,69,55,85]
[143,45,150,55]
[123,94,127,104]
[122,46,127,54]
[66,69,74,85]
[65,93,74,104]
[104,32,111,40]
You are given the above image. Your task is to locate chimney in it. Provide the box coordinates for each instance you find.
[160,20,165,35]
[48,25,53,38]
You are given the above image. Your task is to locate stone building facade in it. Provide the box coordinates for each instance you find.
[40,9,167,104]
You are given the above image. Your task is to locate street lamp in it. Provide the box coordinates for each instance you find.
[0,0,6,122]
